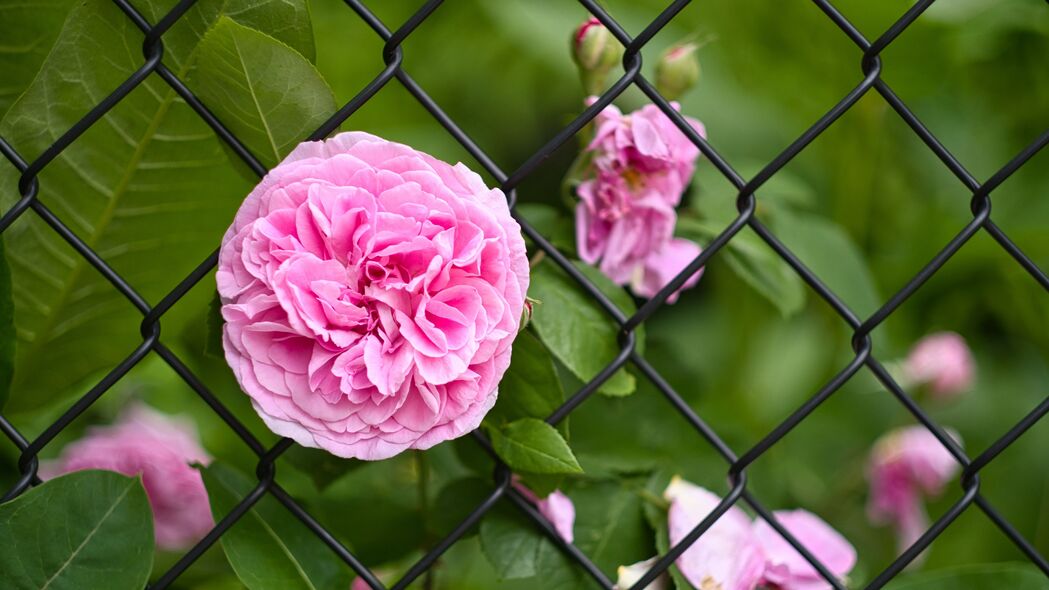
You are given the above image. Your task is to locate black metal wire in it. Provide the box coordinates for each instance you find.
[0,0,1046,589]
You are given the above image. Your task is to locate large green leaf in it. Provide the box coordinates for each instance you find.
[0,470,153,590]
[0,0,314,413]
[884,563,1049,589]
[480,508,543,580]
[489,330,565,428]
[529,261,637,396]
[0,239,13,408]
[193,17,336,169]
[223,0,316,62]
[489,418,581,475]
[0,0,76,117]
[201,462,349,590]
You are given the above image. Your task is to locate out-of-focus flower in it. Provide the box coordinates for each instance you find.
[351,578,370,590]
[753,510,856,590]
[218,132,529,461]
[664,477,765,590]
[514,478,575,543]
[655,41,701,100]
[576,100,706,301]
[630,238,703,303]
[615,557,668,590]
[904,331,974,399]
[867,426,961,552]
[41,403,213,550]
[572,17,624,94]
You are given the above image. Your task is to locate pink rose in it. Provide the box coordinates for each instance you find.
[576,100,706,298]
[753,510,856,590]
[615,557,668,590]
[631,238,704,303]
[904,331,974,399]
[41,403,213,550]
[867,426,961,552]
[514,478,575,543]
[218,132,529,460]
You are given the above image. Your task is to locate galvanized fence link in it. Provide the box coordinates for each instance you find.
[1,0,1048,589]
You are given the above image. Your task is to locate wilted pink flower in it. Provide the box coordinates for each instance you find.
[664,478,765,590]
[576,100,705,299]
[218,132,529,461]
[753,510,856,590]
[867,426,961,552]
[514,479,575,543]
[631,238,703,303]
[41,403,213,550]
[904,332,974,399]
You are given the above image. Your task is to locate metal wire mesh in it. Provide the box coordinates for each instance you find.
[1,0,1048,588]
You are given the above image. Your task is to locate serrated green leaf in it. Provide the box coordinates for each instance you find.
[0,470,153,590]
[225,0,315,62]
[0,239,13,409]
[490,330,565,429]
[529,262,637,396]
[480,509,543,580]
[490,418,581,474]
[202,462,349,590]
[193,17,336,169]
[884,563,1048,590]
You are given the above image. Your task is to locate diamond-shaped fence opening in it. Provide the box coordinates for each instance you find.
[1,0,1048,589]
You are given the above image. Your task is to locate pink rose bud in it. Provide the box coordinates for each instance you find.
[753,510,856,590]
[664,477,766,590]
[217,132,529,461]
[615,557,668,590]
[41,403,213,550]
[904,331,974,399]
[513,478,575,543]
[572,18,624,93]
[867,426,961,552]
[655,42,700,100]
[576,100,705,302]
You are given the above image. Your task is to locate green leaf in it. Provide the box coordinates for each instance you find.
[529,261,637,396]
[283,445,363,491]
[677,216,806,317]
[0,0,76,117]
[205,291,225,359]
[0,239,13,409]
[884,563,1049,589]
[489,330,565,428]
[772,210,881,318]
[193,17,336,169]
[0,470,153,590]
[201,462,349,590]
[516,203,576,255]
[432,477,493,539]
[489,418,581,475]
[224,0,316,62]
[480,509,543,580]
[0,0,311,413]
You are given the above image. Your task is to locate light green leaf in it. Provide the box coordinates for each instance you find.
[202,462,349,590]
[0,470,153,590]
[529,261,637,396]
[193,17,336,169]
[490,330,565,429]
[225,0,316,62]
[0,239,12,409]
[0,0,76,117]
[480,509,543,580]
[0,0,312,413]
[884,563,1049,589]
[490,418,582,475]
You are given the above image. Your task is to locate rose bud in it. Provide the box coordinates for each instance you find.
[572,17,624,94]
[41,403,213,550]
[904,331,974,400]
[217,132,529,461]
[655,41,700,100]
[514,477,575,543]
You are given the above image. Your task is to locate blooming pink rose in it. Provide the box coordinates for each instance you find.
[576,100,706,297]
[41,403,213,550]
[753,510,856,590]
[631,238,704,303]
[664,478,765,590]
[904,331,974,399]
[867,426,961,552]
[218,132,529,461]
[514,478,575,543]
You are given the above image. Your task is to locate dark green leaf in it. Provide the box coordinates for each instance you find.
[0,239,13,409]
[529,262,636,396]
[490,418,582,475]
[884,563,1049,590]
[225,0,315,62]
[202,462,349,590]
[193,17,337,169]
[480,509,543,580]
[0,470,153,590]
[489,330,565,429]
[432,477,493,539]
[516,203,576,255]
[283,445,363,491]
[0,0,76,116]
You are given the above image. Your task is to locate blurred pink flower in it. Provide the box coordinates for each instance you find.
[904,331,974,399]
[753,510,856,590]
[514,479,575,543]
[630,238,704,303]
[867,426,961,552]
[664,478,765,590]
[615,557,668,590]
[41,403,213,550]
[351,578,370,590]
[575,100,705,300]
[218,132,529,461]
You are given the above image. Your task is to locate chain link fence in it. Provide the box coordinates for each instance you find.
[1,0,1048,588]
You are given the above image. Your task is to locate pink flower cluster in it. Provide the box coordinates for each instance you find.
[42,404,214,551]
[576,100,706,303]
[218,132,529,460]
[867,426,960,552]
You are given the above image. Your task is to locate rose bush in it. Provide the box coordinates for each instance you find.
[218,132,529,460]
